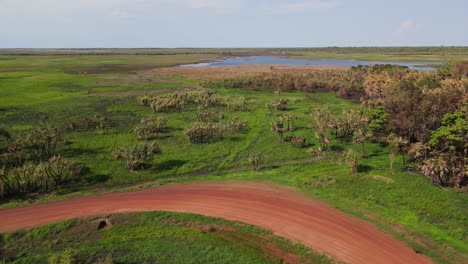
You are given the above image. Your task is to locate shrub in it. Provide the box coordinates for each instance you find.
[17,125,61,162]
[68,114,110,134]
[0,156,82,197]
[192,91,222,108]
[113,142,162,171]
[184,124,225,144]
[272,98,289,111]
[197,111,220,122]
[134,117,167,140]
[224,118,248,133]
[270,121,287,142]
[226,96,247,111]
[291,136,307,148]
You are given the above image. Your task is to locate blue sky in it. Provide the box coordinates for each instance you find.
[1,0,467,48]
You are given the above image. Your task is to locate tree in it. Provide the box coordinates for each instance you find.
[310,106,333,150]
[421,110,468,187]
[387,134,409,169]
[367,106,388,142]
[248,153,263,171]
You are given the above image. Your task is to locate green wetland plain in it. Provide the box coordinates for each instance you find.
[0,47,467,264]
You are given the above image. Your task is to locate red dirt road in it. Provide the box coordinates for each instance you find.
[0,182,433,264]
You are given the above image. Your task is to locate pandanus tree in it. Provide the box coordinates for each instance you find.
[113,142,162,172]
[387,134,409,169]
[248,153,263,171]
[310,106,333,151]
[271,121,287,143]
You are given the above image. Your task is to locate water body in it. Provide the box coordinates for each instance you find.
[181,56,441,72]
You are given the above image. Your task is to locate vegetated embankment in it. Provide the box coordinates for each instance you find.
[0,182,433,264]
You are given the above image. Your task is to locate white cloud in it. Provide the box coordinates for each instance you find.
[393,19,423,37]
[110,9,134,20]
[262,0,339,14]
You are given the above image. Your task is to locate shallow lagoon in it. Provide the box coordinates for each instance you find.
[181,56,441,72]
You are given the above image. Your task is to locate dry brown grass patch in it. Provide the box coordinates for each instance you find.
[141,64,349,81]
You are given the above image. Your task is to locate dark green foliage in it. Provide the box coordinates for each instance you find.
[367,106,388,141]
[418,111,468,187]
[429,110,467,153]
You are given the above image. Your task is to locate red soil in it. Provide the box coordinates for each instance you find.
[0,182,433,264]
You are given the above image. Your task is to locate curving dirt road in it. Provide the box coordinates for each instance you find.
[0,182,433,264]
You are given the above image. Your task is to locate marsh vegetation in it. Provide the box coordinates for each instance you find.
[0,51,466,263]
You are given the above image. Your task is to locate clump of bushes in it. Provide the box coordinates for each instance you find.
[0,124,88,198]
[138,91,229,113]
[279,114,297,132]
[266,98,289,114]
[134,117,168,140]
[16,125,62,162]
[113,142,162,172]
[184,123,225,144]
[226,97,247,111]
[0,156,82,198]
[270,121,287,142]
[192,91,222,108]
[197,111,221,122]
[68,114,110,134]
[148,94,186,113]
[270,115,298,143]
[291,136,307,148]
[185,118,248,144]
[224,118,248,133]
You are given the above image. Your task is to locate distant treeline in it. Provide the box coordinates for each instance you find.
[1,46,467,56]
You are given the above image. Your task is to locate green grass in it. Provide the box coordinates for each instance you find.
[1,54,467,264]
[1,47,467,62]
[0,211,337,264]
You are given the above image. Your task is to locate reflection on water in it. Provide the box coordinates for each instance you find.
[181,56,441,72]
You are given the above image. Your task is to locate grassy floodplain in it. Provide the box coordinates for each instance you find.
[0,49,467,264]
[1,46,468,62]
